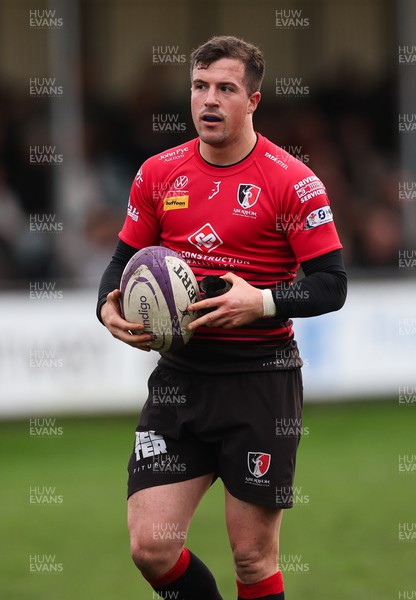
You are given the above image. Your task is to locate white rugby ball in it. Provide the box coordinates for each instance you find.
[120,246,200,352]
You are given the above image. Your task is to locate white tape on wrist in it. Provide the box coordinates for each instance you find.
[260,289,277,317]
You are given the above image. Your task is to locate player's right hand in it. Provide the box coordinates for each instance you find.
[101,289,154,352]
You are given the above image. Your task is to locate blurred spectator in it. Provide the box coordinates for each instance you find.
[0,165,26,282]
[0,63,403,288]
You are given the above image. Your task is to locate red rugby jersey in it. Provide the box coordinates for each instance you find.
[119,133,342,347]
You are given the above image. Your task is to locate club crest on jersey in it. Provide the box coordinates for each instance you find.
[237,184,261,209]
[247,452,271,478]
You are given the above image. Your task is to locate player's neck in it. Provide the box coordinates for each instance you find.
[199,130,258,167]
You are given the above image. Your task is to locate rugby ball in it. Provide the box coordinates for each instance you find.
[120,246,200,353]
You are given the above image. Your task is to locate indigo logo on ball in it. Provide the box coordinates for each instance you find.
[120,246,200,352]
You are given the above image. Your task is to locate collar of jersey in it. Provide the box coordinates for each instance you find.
[194,133,264,174]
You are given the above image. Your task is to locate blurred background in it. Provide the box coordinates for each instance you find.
[0,0,415,599]
[0,0,414,412]
[0,0,408,287]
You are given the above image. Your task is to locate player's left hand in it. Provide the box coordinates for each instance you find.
[187,273,263,330]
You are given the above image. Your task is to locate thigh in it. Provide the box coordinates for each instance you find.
[128,473,214,579]
[128,473,214,544]
[225,488,283,579]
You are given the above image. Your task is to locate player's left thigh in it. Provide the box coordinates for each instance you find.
[128,473,214,579]
[225,487,283,584]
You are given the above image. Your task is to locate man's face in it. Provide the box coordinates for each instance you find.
[191,58,260,147]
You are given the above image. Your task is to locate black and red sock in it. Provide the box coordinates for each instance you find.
[237,570,285,599]
[146,547,223,599]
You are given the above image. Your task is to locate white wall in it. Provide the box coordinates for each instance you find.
[293,279,416,400]
[0,280,414,417]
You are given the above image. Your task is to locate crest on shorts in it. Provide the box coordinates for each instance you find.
[247,452,271,478]
[237,184,261,209]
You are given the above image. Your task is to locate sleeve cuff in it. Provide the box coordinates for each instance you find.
[260,289,277,317]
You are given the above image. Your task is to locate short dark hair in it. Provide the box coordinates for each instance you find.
[190,36,265,96]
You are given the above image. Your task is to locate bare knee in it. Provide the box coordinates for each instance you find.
[130,533,183,579]
[233,544,277,584]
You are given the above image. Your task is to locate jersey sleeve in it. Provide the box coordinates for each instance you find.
[280,163,342,263]
[118,163,161,249]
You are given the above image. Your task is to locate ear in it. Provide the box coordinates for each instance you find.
[247,91,261,114]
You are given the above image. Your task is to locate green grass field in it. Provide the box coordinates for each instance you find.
[1,400,414,600]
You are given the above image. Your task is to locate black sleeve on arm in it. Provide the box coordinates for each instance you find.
[96,239,139,324]
[271,249,347,318]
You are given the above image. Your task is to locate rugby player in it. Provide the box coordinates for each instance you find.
[97,36,347,600]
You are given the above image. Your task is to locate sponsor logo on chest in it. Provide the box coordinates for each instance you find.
[163,196,189,211]
[188,223,223,253]
[208,181,221,200]
[163,175,190,211]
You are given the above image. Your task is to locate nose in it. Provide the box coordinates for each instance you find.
[204,85,219,106]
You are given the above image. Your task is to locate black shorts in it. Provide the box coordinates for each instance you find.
[127,365,303,508]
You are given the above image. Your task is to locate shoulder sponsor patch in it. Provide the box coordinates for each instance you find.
[127,201,139,222]
[294,175,326,203]
[305,206,333,229]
